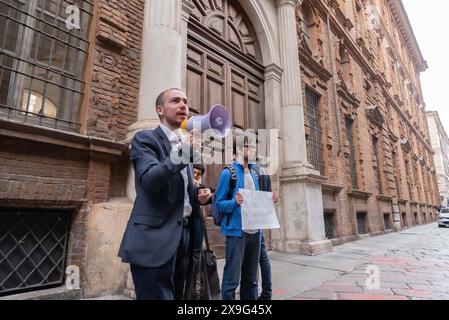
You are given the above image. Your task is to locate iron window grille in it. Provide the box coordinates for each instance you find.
[305,88,324,175]
[356,212,367,235]
[345,117,358,189]
[0,209,70,296]
[0,0,93,132]
[323,211,334,240]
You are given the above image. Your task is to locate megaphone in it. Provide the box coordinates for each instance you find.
[181,104,232,138]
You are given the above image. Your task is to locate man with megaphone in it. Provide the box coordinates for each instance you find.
[118,88,212,300]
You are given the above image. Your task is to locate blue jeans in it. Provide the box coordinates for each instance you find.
[221,232,261,300]
[259,232,272,298]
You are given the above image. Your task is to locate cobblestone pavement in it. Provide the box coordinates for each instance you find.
[280,224,449,300]
[216,223,449,300]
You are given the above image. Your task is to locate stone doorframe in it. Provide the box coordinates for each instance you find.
[126,0,332,255]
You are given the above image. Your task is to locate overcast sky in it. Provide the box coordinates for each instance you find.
[402,0,449,134]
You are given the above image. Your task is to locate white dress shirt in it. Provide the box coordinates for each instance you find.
[160,124,192,218]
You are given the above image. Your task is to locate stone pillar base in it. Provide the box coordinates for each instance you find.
[393,222,402,231]
[84,197,133,298]
[271,239,333,256]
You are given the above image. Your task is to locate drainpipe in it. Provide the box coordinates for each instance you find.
[327,13,342,155]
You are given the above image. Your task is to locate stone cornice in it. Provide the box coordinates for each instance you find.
[376,194,393,202]
[0,119,128,156]
[277,0,299,8]
[347,189,371,199]
[298,47,333,82]
[322,182,344,193]
[337,82,360,108]
[386,0,427,72]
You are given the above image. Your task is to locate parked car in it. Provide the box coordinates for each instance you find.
[438,208,449,228]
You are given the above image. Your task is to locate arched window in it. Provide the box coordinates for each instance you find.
[21,90,57,118]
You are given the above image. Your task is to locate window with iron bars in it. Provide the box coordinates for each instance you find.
[345,117,358,189]
[372,136,383,194]
[0,0,93,132]
[305,88,324,175]
[323,211,334,240]
[0,209,70,296]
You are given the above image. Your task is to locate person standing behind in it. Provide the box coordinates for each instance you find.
[254,161,276,300]
[192,163,213,250]
[215,135,278,300]
[118,88,211,300]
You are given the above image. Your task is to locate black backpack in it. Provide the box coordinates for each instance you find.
[211,166,236,226]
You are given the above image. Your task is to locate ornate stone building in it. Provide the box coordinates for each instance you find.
[0,0,439,299]
[426,111,449,208]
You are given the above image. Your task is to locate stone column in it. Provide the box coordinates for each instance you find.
[126,0,194,200]
[127,0,193,136]
[271,0,332,255]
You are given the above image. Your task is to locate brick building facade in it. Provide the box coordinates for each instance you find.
[0,0,439,298]
[297,0,439,242]
[0,0,141,297]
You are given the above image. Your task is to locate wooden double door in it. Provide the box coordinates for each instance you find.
[186,0,266,257]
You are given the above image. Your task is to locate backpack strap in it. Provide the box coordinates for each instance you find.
[226,166,237,193]
[250,166,259,184]
[223,166,237,227]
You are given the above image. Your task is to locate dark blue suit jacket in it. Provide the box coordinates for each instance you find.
[118,126,202,268]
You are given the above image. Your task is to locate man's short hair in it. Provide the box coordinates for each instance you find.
[155,88,183,119]
[193,164,206,176]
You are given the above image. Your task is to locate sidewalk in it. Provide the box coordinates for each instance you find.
[217,223,449,300]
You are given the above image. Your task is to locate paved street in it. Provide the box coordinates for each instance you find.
[218,223,449,300]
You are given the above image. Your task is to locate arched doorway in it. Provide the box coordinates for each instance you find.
[186,0,265,256]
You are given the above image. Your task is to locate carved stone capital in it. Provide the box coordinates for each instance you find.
[277,0,300,9]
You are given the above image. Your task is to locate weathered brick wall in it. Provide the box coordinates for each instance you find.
[108,155,130,198]
[66,155,112,285]
[0,139,88,204]
[86,0,144,141]
[0,133,123,292]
